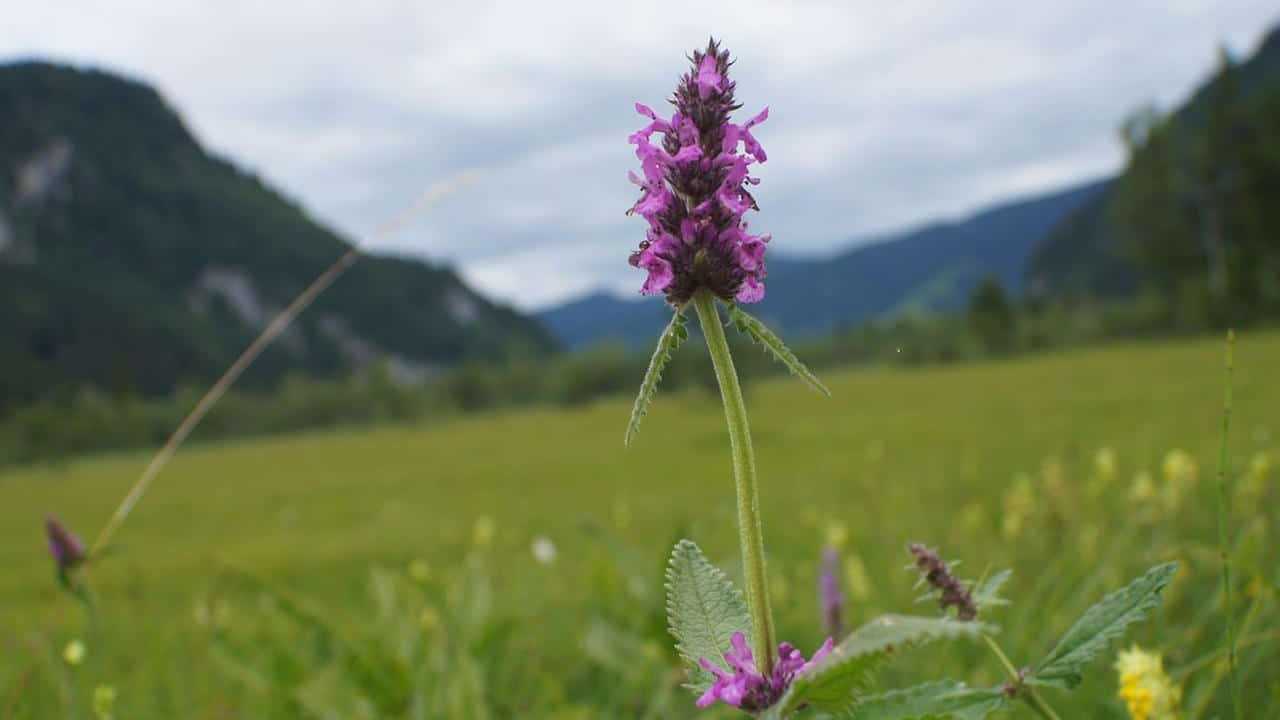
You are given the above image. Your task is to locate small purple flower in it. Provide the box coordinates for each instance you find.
[696,632,834,712]
[908,543,977,621]
[46,515,86,574]
[626,39,772,306]
[695,54,724,98]
[737,107,770,162]
[819,547,845,639]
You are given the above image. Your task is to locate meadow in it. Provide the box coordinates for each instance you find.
[1,331,1276,718]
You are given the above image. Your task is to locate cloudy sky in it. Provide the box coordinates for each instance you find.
[3,2,1277,310]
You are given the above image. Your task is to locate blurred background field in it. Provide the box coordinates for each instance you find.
[2,330,1275,717]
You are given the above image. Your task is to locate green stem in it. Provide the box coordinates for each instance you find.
[692,289,776,676]
[1214,330,1241,720]
[982,634,1020,679]
[1024,688,1063,720]
[982,634,1061,720]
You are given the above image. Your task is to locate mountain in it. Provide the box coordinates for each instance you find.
[1026,22,1280,299]
[0,61,556,415]
[536,291,675,352]
[539,179,1108,349]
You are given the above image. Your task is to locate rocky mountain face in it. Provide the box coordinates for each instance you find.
[0,62,556,414]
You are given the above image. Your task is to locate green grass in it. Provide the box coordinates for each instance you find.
[1,332,1277,717]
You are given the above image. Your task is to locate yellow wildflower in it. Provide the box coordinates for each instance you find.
[420,606,441,633]
[408,559,431,583]
[1088,447,1118,497]
[63,639,86,666]
[825,522,848,549]
[93,684,117,720]
[1041,457,1066,502]
[1250,450,1272,479]
[1095,447,1117,481]
[1159,449,1198,513]
[1002,474,1035,540]
[1161,449,1197,486]
[1115,645,1181,720]
[1237,451,1271,505]
[843,554,871,602]
[472,515,495,547]
[1130,471,1156,504]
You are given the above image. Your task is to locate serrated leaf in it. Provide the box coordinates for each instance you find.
[971,569,1012,612]
[1030,562,1177,689]
[665,539,751,694]
[727,303,830,396]
[624,311,689,446]
[841,680,1008,720]
[765,615,989,718]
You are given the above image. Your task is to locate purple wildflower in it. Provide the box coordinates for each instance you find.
[819,547,845,638]
[908,543,977,622]
[46,515,86,574]
[697,632,834,712]
[627,39,772,306]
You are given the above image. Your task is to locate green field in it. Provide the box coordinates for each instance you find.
[2,332,1277,718]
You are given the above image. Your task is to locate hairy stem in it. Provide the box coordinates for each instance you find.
[1024,688,1064,720]
[1215,330,1241,720]
[692,289,776,675]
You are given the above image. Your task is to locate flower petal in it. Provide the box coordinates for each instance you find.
[736,275,765,303]
[695,55,723,98]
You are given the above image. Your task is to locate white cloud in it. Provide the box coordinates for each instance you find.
[2,1,1277,309]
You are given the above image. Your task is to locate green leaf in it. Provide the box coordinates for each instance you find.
[624,311,689,446]
[727,303,831,396]
[841,680,1008,720]
[971,569,1012,613]
[1030,562,1178,689]
[665,539,751,694]
[766,615,989,718]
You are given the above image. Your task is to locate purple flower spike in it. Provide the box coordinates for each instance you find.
[696,631,833,712]
[625,39,771,305]
[820,547,845,638]
[46,515,86,574]
[909,543,978,622]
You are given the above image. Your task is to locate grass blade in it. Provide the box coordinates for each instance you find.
[1214,330,1241,720]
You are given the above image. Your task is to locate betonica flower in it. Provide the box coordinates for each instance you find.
[819,546,845,638]
[697,631,833,712]
[634,43,831,706]
[46,515,86,574]
[908,543,978,621]
[627,39,771,306]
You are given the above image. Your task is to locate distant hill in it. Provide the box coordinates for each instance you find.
[540,179,1108,349]
[0,62,556,414]
[1026,22,1280,299]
